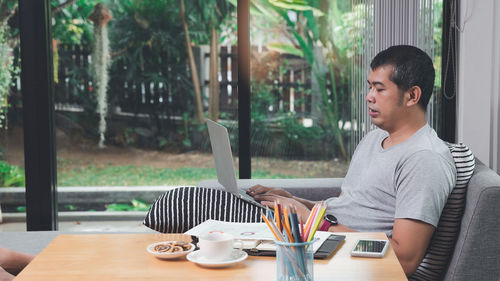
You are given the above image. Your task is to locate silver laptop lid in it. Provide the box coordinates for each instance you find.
[206,119,238,194]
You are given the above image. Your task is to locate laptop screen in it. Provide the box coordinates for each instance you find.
[206,119,238,194]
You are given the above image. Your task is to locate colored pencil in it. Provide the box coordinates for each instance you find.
[290,207,302,243]
[261,211,280,241]
[307,202,327,242]
[282,206,294,242]
[299,218,304,241]
[302,204,319,241]
[277,204,283,231]
[274,203,281,232]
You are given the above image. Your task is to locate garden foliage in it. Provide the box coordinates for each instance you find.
[0,160,25,187]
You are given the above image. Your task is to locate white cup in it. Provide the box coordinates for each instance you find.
[198,232,241,261]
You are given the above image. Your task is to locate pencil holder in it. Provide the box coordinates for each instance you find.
[275,239,317,281]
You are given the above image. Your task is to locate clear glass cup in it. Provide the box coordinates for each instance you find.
[275,239,317,281]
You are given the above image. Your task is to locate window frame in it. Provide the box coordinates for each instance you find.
[19,0,457,230]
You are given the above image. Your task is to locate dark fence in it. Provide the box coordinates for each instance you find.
[219,46,238,114]
[8,44,350,157]
[52,44,326,119]
[55,44,92,106]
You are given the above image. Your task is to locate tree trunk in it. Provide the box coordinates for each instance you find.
[328,63,346,159]
[208,27,219,121]
[179,0,204,124]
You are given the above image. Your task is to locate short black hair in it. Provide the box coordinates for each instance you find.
[370,45,435,111]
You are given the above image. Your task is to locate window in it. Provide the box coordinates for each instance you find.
[15,0,451,230]
[249,0,444,179]
[0,0,26,231]
[50,1,237,226]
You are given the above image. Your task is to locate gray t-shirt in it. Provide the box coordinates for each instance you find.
[326,124,456,237]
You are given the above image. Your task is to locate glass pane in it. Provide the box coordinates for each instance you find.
[249,0,444,179]
[0,0,26,231]
[249,1,353,179]
[52,0,236,230]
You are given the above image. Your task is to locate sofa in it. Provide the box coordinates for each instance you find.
[0,160,499,280]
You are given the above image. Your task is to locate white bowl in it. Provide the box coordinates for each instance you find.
[147,241,195,260]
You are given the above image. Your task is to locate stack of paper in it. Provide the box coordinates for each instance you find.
[185,220,332,253]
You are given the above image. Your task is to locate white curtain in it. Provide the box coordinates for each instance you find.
[349,0,440,156]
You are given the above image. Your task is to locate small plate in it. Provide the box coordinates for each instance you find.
[186,249,248,268]
[147,241,195,260]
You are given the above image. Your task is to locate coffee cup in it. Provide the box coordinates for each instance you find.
[198,232,242,261]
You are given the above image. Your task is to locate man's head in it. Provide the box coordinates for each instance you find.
[370,45,435,111]
[366,45,435,132]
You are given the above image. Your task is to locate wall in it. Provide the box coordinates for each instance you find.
[457,0,500,173]
[494,0,500,174]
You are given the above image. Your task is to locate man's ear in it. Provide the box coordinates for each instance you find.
[405,86,422,107]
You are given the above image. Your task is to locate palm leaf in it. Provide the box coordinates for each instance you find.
[267,43,303,57]
[268,0,324,16]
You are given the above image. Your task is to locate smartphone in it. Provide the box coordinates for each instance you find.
[350,239,389,258]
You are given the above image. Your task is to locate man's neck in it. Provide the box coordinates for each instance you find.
[382,118,427,149]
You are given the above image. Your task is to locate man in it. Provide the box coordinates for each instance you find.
[0,247,34,280]
[247,45,456,276]
[144,44,456,276]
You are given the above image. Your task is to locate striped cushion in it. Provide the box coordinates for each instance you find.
[143,187,263,233]
[410,143,475,281]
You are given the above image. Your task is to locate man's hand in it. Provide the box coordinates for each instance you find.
[246,184,293,198]
[254,193,311,222]
[0,247,34,276]
[389,219,435,276]
[0,266,14,281]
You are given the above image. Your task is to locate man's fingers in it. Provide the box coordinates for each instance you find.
[261,201,275,208]
[247,184,272,196]
[254,193,281,202]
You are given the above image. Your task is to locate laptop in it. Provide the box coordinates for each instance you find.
[206,119,265,208]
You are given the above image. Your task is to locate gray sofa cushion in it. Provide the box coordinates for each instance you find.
[411,143,474,280]
[443,160,500,281]
[0,231,60,255]
[197,178,343,201]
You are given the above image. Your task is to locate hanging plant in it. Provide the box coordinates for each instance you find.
[0,26,13,130]
[89,4,112,148]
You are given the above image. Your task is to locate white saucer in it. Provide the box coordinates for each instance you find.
[186,249,248,268]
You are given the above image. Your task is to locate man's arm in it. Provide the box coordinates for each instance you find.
[0,247,34,276]
[255,190,433,276]
[247,185,317,209]
[389,218,434,276]
[330,218,433,276]
[0,266,15,281]
[255,193,312,222]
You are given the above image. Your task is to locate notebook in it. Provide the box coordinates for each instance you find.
[206,119,265,208]
[185,220,345,259]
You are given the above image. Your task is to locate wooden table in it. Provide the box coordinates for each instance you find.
[16,232,407,281]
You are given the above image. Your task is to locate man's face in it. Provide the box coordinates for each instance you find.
[366,66,405,131]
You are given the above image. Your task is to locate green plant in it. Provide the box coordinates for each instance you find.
[89,4,112,148]
[251,80,277,131]
[105,199,151,211]
[57,162,295,187]
[230,0,354,160]
[0,26,14,129]
[64,204,78,211]
[0,161,25,187]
